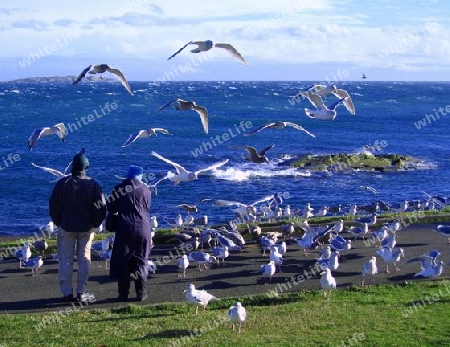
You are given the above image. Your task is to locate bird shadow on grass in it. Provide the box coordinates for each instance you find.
[140,329,194,340]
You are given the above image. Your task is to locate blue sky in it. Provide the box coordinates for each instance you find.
[0,0,449,81]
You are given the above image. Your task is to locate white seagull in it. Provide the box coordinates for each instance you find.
[260,260,276,285]
[244,121,316,137]
[187,251,218,271]
[303,84,356,115]
[122,128,171,147]
[15,243,32,269]
[376,247,404,273]
[73,64,134,95]
[183,283,218,314]
[177,255,190,277]
[28,122,67,150]
[406,250,444,278]
[22,256,44,275]
[228,302,247,333]
[168,40,247,65]
[269,246,283,273]
[361,256,378,286]
[151,151,229,185]
[303,91,346,120]
[319,268,337,298]
[157,98,209,134]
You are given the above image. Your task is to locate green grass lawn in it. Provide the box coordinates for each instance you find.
[1,280,450,347]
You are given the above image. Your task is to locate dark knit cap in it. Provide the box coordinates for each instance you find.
[126,165,144,179]
[71,153,90,173]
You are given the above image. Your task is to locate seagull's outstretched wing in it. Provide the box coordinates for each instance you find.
[192,105,209,134]
[213,199,247,208]
[195,158,229,175]
[303,91,327,110]
[332,89,356,115]
[106,67,134,95]
[214,43,248,65]
[52,123,67,142]
[31,162,66,179]
[122,130,145,147]
[157,99,179,112]
[167,41,193,60]
[72,65,92,85]
[258,144,275,156]
[244,123,274,136]
[28,128,45,150]
[244,146,259,157]
[151,151,189,174]
[283,122,316,138]
[151,127,172,135]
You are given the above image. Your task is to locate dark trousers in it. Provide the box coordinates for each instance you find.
[118,257,147,299]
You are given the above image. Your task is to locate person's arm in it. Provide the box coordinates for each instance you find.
[49,180,63,226]
[92,181,107,228]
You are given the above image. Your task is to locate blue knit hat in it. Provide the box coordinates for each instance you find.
[126,165,143,180]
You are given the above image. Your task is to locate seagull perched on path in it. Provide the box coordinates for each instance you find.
[260,260,276,285]
[183,283,218,314]
[244,121,316,137]
[302,84,356,115]
[157,98,209,134]
[22,256,44,275]
[228,302,247,333]
[302,91,346,120]
[121,128,171,147]
[28,122,67,150]
[151,151,229,184]
[361,256,378,286]
[433,224,450,243]
[188,251,218,271]
[177,255,190,277]
[72,64,134,95]
[167,40,248,65]
[406,250,444,278]
[376,247,404,273]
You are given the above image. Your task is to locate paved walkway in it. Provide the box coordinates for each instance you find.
[0,222,448,314]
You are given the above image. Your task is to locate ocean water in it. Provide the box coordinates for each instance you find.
[0,80,449,237]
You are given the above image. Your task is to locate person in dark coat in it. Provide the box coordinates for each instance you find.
[107,165,152,301]
[49,152,106,303]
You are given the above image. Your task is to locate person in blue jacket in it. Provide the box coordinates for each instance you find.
[107,165,152,301]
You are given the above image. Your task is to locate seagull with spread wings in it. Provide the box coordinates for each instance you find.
[167,40,247,65]
[302,84,356,115]
[122,128,171,147]
[244,121,316,137]
[158,99,209,134]
[243,144,275,164]
[151,151,229,184]
[28,122,67,150]
[302,91,346,120]
[72,64,134,95]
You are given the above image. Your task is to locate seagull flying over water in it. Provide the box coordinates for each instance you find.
[151,151,229,184]
[303,92,346,120]
[243,144,275,164]
[303,85,356,115]
[122,128,171,147]
[244,121,316,137]
[168,40,248,65]
[72,64,134,95]
[158,98,209,134]
[28,122,66,150]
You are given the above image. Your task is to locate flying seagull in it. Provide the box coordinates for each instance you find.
[303,92,346,120]
[362,73,367,79]
[360,185,378,195]
[151,151,229,184]
[72,64,134,95]
[244,121,316,137]
[302,85,356,115]
[28,122,66,150]
[243,144,275,164]
[167,40,247,65]
[122,128,171,147]
[158,99,209,134]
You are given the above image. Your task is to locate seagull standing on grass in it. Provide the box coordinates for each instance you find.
[157,98,209,134]
[183,283,218,314]
[151,151,229,184]
[228,302,247,333]
[73,64,134,95]
[168,40,248,65]
[320,268,336,299]
[28,122,67,150]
